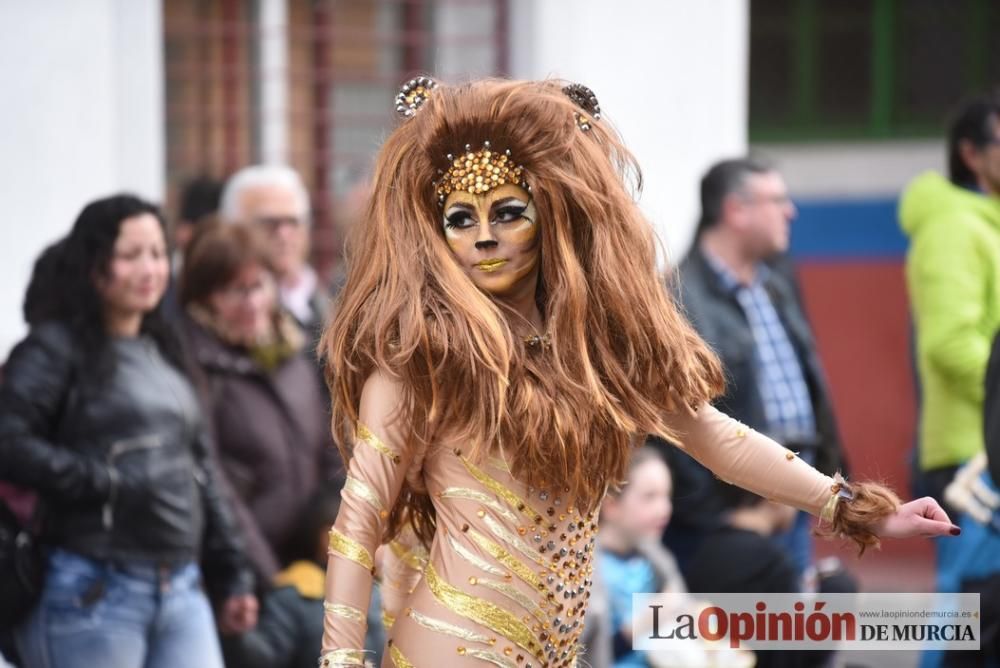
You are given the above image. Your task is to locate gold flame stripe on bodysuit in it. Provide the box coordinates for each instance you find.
[459,456,543,525]
[483,514,552,571]
[466,528,542,590]
[407,607,493,644]
[389,644,415,668]
[464,647,519,668]
[388,539,429,572]
[322,601,365,624]
[438,487,519,523]
[357,423,400,463]
[424,562,545,663]
[328,528,374,572]
[447,532,509,578]
[475,577,549,623]
[318,648,367,666]
[343,475,386,515]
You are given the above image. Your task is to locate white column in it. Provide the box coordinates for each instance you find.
[113,0,166,197]
[0,0,164,356]
[258,0,288,164]
[509,0,749,265]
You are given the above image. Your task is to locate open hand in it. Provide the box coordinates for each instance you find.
[875,496,961,540]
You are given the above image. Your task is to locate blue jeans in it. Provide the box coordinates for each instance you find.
[773,508,814,579]
[16,549,224,668]
[773,449,816,580]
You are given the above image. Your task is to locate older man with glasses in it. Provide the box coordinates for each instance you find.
[220,165,331,352]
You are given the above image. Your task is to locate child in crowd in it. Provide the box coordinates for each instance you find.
[594,446,684,667]
[588,445,754,668]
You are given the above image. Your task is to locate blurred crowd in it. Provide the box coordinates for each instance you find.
[1,90,1000,668]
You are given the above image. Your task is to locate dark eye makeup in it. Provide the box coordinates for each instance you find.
[493,204,528,222]
[444,209,476,229]
[444,197,531,229]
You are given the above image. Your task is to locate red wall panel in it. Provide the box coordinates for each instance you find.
[798,261,933,586]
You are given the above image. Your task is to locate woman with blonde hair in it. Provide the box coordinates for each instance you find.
[318,78,957,667]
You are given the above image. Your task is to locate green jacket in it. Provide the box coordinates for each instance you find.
[900,172,1000,470]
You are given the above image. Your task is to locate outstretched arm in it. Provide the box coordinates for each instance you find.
[666,402,957,551]
[320,371,415,667]
[666,402,836,515]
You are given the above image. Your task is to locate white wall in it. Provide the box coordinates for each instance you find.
[509,0,749,265]
[0,0,163,357]
[755,140,946,199]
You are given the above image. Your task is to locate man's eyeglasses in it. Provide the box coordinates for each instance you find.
[254,216,303,232]
[741,194,792,207]
[217,276,275,304]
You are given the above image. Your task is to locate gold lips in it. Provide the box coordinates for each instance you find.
[475,258,509,273]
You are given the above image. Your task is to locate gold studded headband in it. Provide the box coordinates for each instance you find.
[390,77,600,204]
[434,141,529,207]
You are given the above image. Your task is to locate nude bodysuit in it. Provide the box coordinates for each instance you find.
[320,399,838,668]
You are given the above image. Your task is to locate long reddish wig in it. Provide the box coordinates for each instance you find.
[322,79,724,545]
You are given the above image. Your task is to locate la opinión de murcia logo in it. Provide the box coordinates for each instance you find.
[631,593,981,652]
[647,600,977,649]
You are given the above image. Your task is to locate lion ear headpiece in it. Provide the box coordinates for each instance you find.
[392,77,602,205]
[393,76,437,118]
[561,82,602,131]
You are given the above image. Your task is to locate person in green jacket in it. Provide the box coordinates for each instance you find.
[900,92,1000,668]
[900,92,1000,503]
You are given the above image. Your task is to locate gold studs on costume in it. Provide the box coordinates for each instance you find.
[435,141,529,206]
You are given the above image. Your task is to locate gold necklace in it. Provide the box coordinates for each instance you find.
[522,333,551,350]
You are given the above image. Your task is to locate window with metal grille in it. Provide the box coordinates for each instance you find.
[749,0,999,142]
[164,0,509,278]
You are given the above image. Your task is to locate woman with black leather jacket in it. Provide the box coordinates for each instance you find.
[0,195,257,668]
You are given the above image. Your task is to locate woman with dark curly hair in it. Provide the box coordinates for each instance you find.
[0,194,257,668]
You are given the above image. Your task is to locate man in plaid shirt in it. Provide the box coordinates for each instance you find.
[664,157,847,584]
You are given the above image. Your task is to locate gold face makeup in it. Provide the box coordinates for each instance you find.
[442,183,540,297]
[475,258,509,273]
